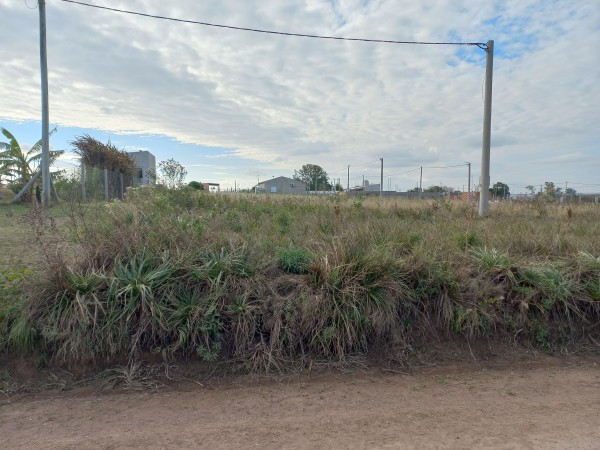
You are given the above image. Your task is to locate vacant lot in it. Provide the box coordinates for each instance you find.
[1,357,599,449]
[1,196,600,448]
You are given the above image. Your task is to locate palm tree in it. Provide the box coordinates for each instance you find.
[0,127,63,187]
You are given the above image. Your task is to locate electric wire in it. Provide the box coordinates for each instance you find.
[57,0,487,49]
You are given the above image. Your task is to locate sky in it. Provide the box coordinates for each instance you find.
[1,0,599,193]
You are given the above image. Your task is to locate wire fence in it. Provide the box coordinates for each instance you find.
[54,164,142,202]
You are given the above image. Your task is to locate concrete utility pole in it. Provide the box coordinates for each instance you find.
[38,0,51,207]
[419,166,423,199]
[380,158,383,196]
[347,165,350,192]
[478,40,494,216]
[466,162,471,201]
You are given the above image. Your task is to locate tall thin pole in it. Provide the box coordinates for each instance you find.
[419,166,423,199]
[467,162,471,201]
[380,158,383,196]
[39,0,51,207]
[347,165,350,192]
[478,40,494,216]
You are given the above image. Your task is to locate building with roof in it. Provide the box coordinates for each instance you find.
[254,176,307,194]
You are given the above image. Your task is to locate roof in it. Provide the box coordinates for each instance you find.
[254,176,306,188]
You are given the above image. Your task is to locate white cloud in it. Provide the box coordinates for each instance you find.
[1,0,598,191]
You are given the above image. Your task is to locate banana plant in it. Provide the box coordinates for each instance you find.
[0,127,63,186]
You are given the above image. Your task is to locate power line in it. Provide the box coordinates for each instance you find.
[386,167,421,177]
[57,0,487,49]
[350,159,380,167]
[422,163,467,169]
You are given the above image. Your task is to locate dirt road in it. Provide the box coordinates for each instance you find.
[1,358,599,449]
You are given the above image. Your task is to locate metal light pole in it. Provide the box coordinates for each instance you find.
[478,40,494,216]
[38,0,51,206]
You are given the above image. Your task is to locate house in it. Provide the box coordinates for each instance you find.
[127,150,156,185]
[203,182,220,192]
[255,176,307,194]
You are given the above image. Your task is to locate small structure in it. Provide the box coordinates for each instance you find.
[127,150,156,185]
[254,176,307,194]
[203,182,220,193]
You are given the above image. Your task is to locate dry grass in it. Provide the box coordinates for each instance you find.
[1,188,599,369]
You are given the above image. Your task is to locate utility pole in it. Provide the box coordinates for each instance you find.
[380,158,383,197]
[466,162,471,201]
[478,40,494,216]
[419,166,423,199]
[347,165,350,193]
[38,0,51,206]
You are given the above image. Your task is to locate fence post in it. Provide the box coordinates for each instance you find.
[104,168,109,201]
[81,163,86,201]
[120,172,124,200]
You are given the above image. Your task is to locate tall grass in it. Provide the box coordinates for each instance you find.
[2,187,599,367]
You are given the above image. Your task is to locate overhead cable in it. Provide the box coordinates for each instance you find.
[58,0,487,49]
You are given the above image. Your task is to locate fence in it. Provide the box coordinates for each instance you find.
[54,164,142,202]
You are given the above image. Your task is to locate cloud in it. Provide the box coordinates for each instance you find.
[1,0,598,191]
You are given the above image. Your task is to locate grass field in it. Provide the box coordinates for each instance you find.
[1,190,599,369]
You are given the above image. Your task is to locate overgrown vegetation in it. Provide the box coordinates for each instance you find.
[1,190,599,370]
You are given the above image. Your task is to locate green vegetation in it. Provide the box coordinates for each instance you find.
[0,191,599,369]
[0,127,63,198]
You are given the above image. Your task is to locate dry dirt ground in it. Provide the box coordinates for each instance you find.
[1,356,600,449]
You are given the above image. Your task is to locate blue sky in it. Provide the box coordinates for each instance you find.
[1,0,599,193]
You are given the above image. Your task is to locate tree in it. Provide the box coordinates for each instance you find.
[490,182,510,198]
[525,185,536,196]
[188,181,204,190]
[424,185,445,193]
[565,187,577,196]
[293,164,330,191]
[158,159,187,188]
[543,181,562,198]
[0,127,63,186]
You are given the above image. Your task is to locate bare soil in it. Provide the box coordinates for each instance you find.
[1,355,599,449]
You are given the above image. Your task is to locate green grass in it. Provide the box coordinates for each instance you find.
[1,189,600,368]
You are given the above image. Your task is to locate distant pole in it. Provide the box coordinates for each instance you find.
[419,166,423,199]
[234,180,237,192]
[466,162,471,201]
[565,181,568,202]
[380,158,383,196]
[347,165,350,192]
[478,40,494,216]
[38,0,51,207]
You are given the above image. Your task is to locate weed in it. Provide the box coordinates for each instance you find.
[455,230,482,251]
[276,248,312,274]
